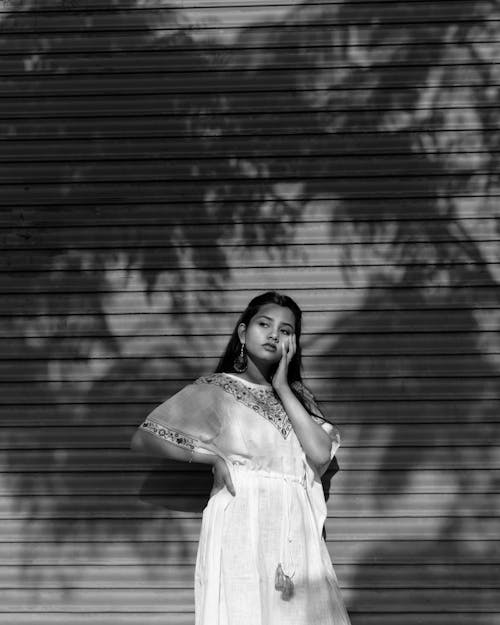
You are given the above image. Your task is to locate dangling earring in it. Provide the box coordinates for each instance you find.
[233,342,247,373]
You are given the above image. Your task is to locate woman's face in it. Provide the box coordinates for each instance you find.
[238,303,297,365]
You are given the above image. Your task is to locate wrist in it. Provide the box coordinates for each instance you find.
[190,450,220,467]
[273,382,292,397]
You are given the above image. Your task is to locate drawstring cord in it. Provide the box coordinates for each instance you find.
[230,463,306,602]
[274,473,300,601]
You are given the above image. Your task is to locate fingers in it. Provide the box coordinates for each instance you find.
[278,336,296,367]
[225,473,236,496]
[212,458,236,496]
[281,340,288,359]
[285,334,296,361]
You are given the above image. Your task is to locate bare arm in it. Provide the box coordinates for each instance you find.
[275,385,332,469]
[272,334,333,470]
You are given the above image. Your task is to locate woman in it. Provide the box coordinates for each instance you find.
[131,291,352,625]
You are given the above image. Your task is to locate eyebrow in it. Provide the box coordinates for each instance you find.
[258,315,294,329]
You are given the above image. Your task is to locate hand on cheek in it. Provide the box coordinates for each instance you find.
[281,338,289,358]
[281,336,295,362]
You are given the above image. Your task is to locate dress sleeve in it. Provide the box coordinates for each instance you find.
[291,381,341,461]
[138,381,224,457]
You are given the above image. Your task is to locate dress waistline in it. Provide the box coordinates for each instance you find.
[229,462,307,488]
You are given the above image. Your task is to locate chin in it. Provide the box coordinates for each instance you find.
[250,351,279,365]
[260,351,280,363]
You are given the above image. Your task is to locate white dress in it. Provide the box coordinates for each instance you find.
[140,372,352,625]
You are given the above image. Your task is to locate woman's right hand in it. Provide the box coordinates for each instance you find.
[210,457,236,497]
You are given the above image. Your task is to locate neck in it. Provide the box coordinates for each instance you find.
[238,358,274,385]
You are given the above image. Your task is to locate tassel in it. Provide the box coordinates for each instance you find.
[274,563,294,601]
[281,575,294,601]
[275,563,285,590]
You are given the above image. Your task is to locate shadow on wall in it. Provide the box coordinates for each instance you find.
[0,0,306,580]
[291,0,500,621]
[0,0,499,620]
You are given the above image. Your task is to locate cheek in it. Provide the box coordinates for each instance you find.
[247,325,265,342]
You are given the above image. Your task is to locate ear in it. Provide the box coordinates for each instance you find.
[237,323,246,344]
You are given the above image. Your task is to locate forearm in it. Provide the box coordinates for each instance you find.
[130,428,217,466]
[275,385,332,467]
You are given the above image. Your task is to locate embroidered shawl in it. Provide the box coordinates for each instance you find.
[140,373,340,460]
[137,373,340,518]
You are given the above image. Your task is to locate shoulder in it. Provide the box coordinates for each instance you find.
[190,373,239,401]
[194,373,230,388]
[165,374,229,404]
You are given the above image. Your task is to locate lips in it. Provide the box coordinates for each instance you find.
[262,343,277,351]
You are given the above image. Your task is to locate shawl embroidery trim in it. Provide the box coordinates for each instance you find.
[141,418,197,451]
[196,373,293,439]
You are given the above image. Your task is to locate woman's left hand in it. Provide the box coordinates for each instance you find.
[272,334,296,392]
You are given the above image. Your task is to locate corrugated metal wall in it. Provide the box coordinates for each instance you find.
[1,0,499,623]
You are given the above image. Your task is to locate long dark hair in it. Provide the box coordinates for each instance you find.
[215,291,303,384]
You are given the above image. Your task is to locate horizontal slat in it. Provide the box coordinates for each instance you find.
[1,52,496,79]
[9,156,497,182]
[4,67,494,94]
[0,493,495,519]
[0,275,496,294]
[1,378,499,402]
[1,587,498,612]
[0,616,498,625]
[0,331,498,353]
[0,90,492,117]
[0,114,493,139]
[3,221,498,248]
[0,50,495,77]
[4,446,493,471]
[1,264,499,292]
[6,530,500,571]
[0,331,499,354]
[2,538,496,565]
[6,136,494,160]
[0,293,498,325]
[2,308,498,336]
[3,423,498,447]
[0,203,497,226]
[2,354,498,383]
[0,163,497,186]
[2,468,495,495]
[0,117,494,142]
[1,181,498,205]
[0,0,489,16]
[0,1,490,25]
[350,617,498,625]
[2,563,498,589]
[4,43,479,75]
[1,395,496,425]
[0,1,486,9]
[0,6,495,34]
[0,396,498,424]
[0,23,407,53]
[0,516,498,541]
[0,316,496,346]
[0,616,195,625]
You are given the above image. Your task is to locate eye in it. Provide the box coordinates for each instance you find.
[259,321,268,327]
[281,329,291,335]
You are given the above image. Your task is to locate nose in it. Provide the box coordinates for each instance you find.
[268,330,279,343]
